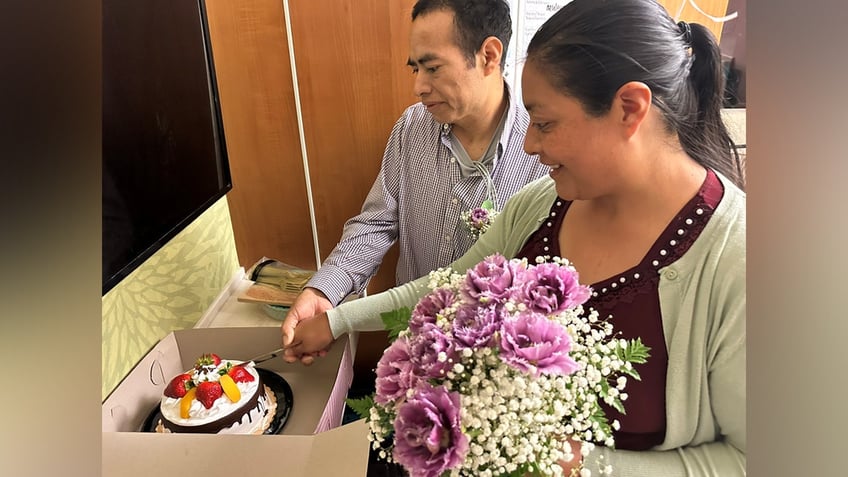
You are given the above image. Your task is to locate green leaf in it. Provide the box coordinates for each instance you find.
[614,338,650,381]
[610,397,625,414]
[591,403,609,424]
[624,337,651,363]
[616,338,650,362]
[381,307,412,343]
[481,199,494,210]
[346,395,375,420]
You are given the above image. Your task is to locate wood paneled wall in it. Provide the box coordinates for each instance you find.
[206,0,415,284]
[206,0,416,378]
[287,0,417,375]
[287,0,415,295]
[205,0,315,272]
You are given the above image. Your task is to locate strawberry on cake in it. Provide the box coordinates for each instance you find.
[156,353,277,434]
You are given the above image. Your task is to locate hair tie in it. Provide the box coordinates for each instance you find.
[677,21,692,46]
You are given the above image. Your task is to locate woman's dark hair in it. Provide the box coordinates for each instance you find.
[526,0,745,189]
[412,0,512,70]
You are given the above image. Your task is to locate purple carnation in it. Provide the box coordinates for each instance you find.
[410,288,456,334]
[375,337,422,405]
[469,208,490,228]
[451,303,503,349]
[514,262,591,314]
[410,323,458,379]
[393,384,469,477]
[462,254,521,305]
[499,312,579,377]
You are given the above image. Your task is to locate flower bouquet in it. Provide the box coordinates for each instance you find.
[460,199,499,241]
[347,254,650,477]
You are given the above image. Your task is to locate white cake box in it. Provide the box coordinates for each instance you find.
[102,327,369,476]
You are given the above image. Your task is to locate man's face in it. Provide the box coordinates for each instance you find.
[407,9,487,126]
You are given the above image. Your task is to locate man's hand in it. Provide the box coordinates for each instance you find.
[280,287,333,364]
[283,312,335,364]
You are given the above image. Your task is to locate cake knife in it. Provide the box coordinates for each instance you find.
[244,347,285,365]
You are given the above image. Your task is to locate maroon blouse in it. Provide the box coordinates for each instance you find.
[515,169,724,451]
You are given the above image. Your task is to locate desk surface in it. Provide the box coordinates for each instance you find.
[198,276,286,328]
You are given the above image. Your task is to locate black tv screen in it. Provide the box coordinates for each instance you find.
[103,0,231,294]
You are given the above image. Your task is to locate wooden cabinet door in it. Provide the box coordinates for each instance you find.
[206,0,417,284]
[287,0,417,379]
[287,0,416,294]
[658,0,732,42]
[208,0,417,378]
[205,0,316,271]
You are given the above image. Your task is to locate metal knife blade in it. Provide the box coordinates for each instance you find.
[244,347,285,365]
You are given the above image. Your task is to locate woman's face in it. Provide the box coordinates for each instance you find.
[521,62,623,201]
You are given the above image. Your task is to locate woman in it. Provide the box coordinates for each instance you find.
[284,0,745,474]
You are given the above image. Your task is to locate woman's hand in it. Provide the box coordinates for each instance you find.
[557,438,585,477]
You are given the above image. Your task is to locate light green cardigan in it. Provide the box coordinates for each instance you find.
[328,173,746,476]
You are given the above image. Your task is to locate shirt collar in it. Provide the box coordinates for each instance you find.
[439,80,515,160]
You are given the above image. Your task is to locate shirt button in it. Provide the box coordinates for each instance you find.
[442,123,449,130]
[450,157,456,163]
[451,198,458,205]
[445,235,452,242]
[663,268,679,280]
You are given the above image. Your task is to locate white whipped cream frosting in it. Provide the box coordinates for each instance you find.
[160,360,263,428]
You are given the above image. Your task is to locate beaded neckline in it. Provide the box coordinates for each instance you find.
[520,170,724,304]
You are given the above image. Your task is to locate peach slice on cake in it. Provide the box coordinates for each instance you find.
[219,374,241,402]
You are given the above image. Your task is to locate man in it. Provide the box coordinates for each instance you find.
[281,0,548,362]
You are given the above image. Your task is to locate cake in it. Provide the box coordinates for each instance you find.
[155,353,277,434]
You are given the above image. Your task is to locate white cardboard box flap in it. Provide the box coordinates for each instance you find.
[308,419,370,472]
[102,420,369,475]
[102,327,366,476]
